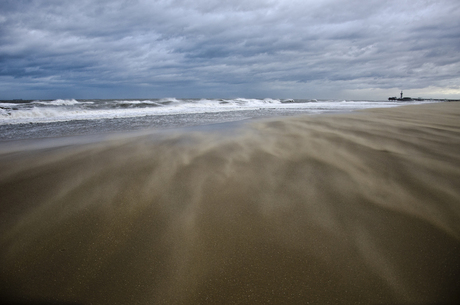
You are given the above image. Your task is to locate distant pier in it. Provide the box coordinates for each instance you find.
[388,91,459,102]
[388,96,425,101]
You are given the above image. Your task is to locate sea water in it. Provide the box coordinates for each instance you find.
[0,98,438,140]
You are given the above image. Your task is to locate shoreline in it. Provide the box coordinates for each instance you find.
[0,100,443,142]
[0,108,319,143]
[0,101,454,159]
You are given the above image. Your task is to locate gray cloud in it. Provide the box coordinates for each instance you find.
[0,0,459,99]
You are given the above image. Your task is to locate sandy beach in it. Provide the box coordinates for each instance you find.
[1,102,460,304]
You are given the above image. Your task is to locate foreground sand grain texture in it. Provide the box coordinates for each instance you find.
[1,102,460,304]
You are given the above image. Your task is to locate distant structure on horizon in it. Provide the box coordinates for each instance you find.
[388,90,424,101]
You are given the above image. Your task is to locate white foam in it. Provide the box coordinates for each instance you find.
[158,98,181,104]
[32,99,85,106]
[114,100,161,105]
[0,102,20,107]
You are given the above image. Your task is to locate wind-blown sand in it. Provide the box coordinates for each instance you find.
[1,102,459,304]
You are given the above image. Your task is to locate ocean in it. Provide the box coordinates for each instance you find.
[0,98,438,140]
[1,99,459,304]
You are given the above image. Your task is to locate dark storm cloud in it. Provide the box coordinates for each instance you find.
[1,0,459,99]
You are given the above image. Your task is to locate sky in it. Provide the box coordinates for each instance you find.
[1,0,459,100]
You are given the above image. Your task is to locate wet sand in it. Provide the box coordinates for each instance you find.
[1,102,460,304]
